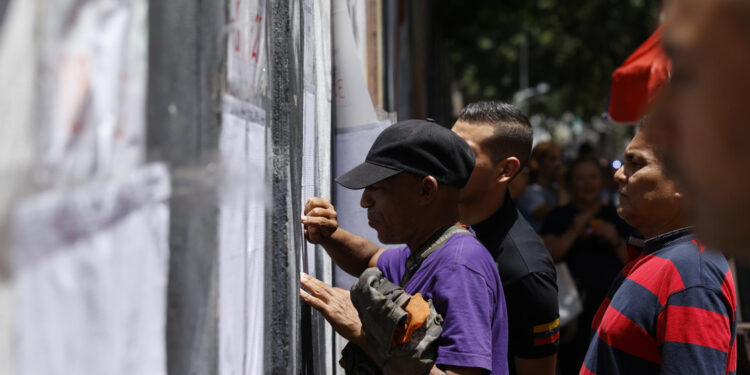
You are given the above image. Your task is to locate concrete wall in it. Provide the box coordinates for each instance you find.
[147,0,225,372]
[149,0,333,373]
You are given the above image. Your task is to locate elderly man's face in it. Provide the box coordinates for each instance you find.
[360,173,421,244]
[652,0,750,252]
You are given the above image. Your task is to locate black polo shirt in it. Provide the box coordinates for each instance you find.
[472,194,560,372]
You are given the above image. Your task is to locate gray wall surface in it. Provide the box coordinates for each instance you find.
[148,0,323,373]
[147,0,226,373]
[265,0,303,373]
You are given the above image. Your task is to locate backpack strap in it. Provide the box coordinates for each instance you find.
[399,225,472,287]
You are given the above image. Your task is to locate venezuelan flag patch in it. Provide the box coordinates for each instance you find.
[533,318,560,346]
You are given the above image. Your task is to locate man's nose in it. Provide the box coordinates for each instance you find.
[360,189,373,208]
[613,166,626,185]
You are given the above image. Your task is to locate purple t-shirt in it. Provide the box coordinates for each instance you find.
[377,233,509,374]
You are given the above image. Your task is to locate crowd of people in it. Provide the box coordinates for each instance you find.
[297,1,750,374]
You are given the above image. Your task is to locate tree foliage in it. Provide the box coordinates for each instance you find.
[437,0,661,119]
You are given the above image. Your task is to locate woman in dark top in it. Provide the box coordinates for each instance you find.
[540,157,631,375]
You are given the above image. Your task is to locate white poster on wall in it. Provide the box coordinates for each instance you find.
[219,95,266,375]
[227,0,267,103]
[218,111,249,375]
[301,86,317,276]
[332,0,377,129]
[244,110,266,375]
[36,0,148,186]
[11,163,170,375]
[0,0,37,195]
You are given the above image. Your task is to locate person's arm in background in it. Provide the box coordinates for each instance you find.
[542,211,595,261]
[591,221,627,264]
[302,197,384,276]
[530,204,555,226]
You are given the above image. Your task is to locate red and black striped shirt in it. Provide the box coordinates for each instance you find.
[580,227,737,374]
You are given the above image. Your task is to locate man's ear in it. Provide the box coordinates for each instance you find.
[418,176,439,205]
[496,157,521,184]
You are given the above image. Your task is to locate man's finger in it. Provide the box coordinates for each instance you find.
[304,197,332,215]
[300,289,326,312]
[301,215,335,228]
[306,207,337,220]
[300,272,333,299]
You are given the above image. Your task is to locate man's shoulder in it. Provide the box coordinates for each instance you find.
[442,233,493,260]
[379,246,409,260]
[436,233,500,279]
[376,246,409,281]
[498,214,556,285]
[654,239,732,291]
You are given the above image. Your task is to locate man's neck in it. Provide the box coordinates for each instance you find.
[640,216,691,240]
[459,188,507,226]
[406,218,460,253]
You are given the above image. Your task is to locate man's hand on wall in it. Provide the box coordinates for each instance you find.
[301,198,339,244]
[299,272,366,348]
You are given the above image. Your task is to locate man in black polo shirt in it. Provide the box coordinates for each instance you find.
[452,101,559,375]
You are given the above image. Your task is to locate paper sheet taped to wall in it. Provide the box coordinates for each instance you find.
[332,0,377,129]
[301,87,317,275]
[35,0,148,186]
[227,0,267,103]
[219,95,266,375]
[11,163,170,375]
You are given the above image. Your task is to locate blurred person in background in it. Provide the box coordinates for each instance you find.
[581,127,736,374]
[517,141,568,231]
[539,157,630,375]
[453,101,559,375]
[647,0,750,256]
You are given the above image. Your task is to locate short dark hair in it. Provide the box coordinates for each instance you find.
[457,101,533,169]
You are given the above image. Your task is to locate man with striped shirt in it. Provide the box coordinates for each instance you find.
[580,128,736,374]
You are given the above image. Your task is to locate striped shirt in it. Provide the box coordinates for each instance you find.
[580,227,737,375]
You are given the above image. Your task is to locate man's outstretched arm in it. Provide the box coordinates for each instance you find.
[302,197,385,276]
